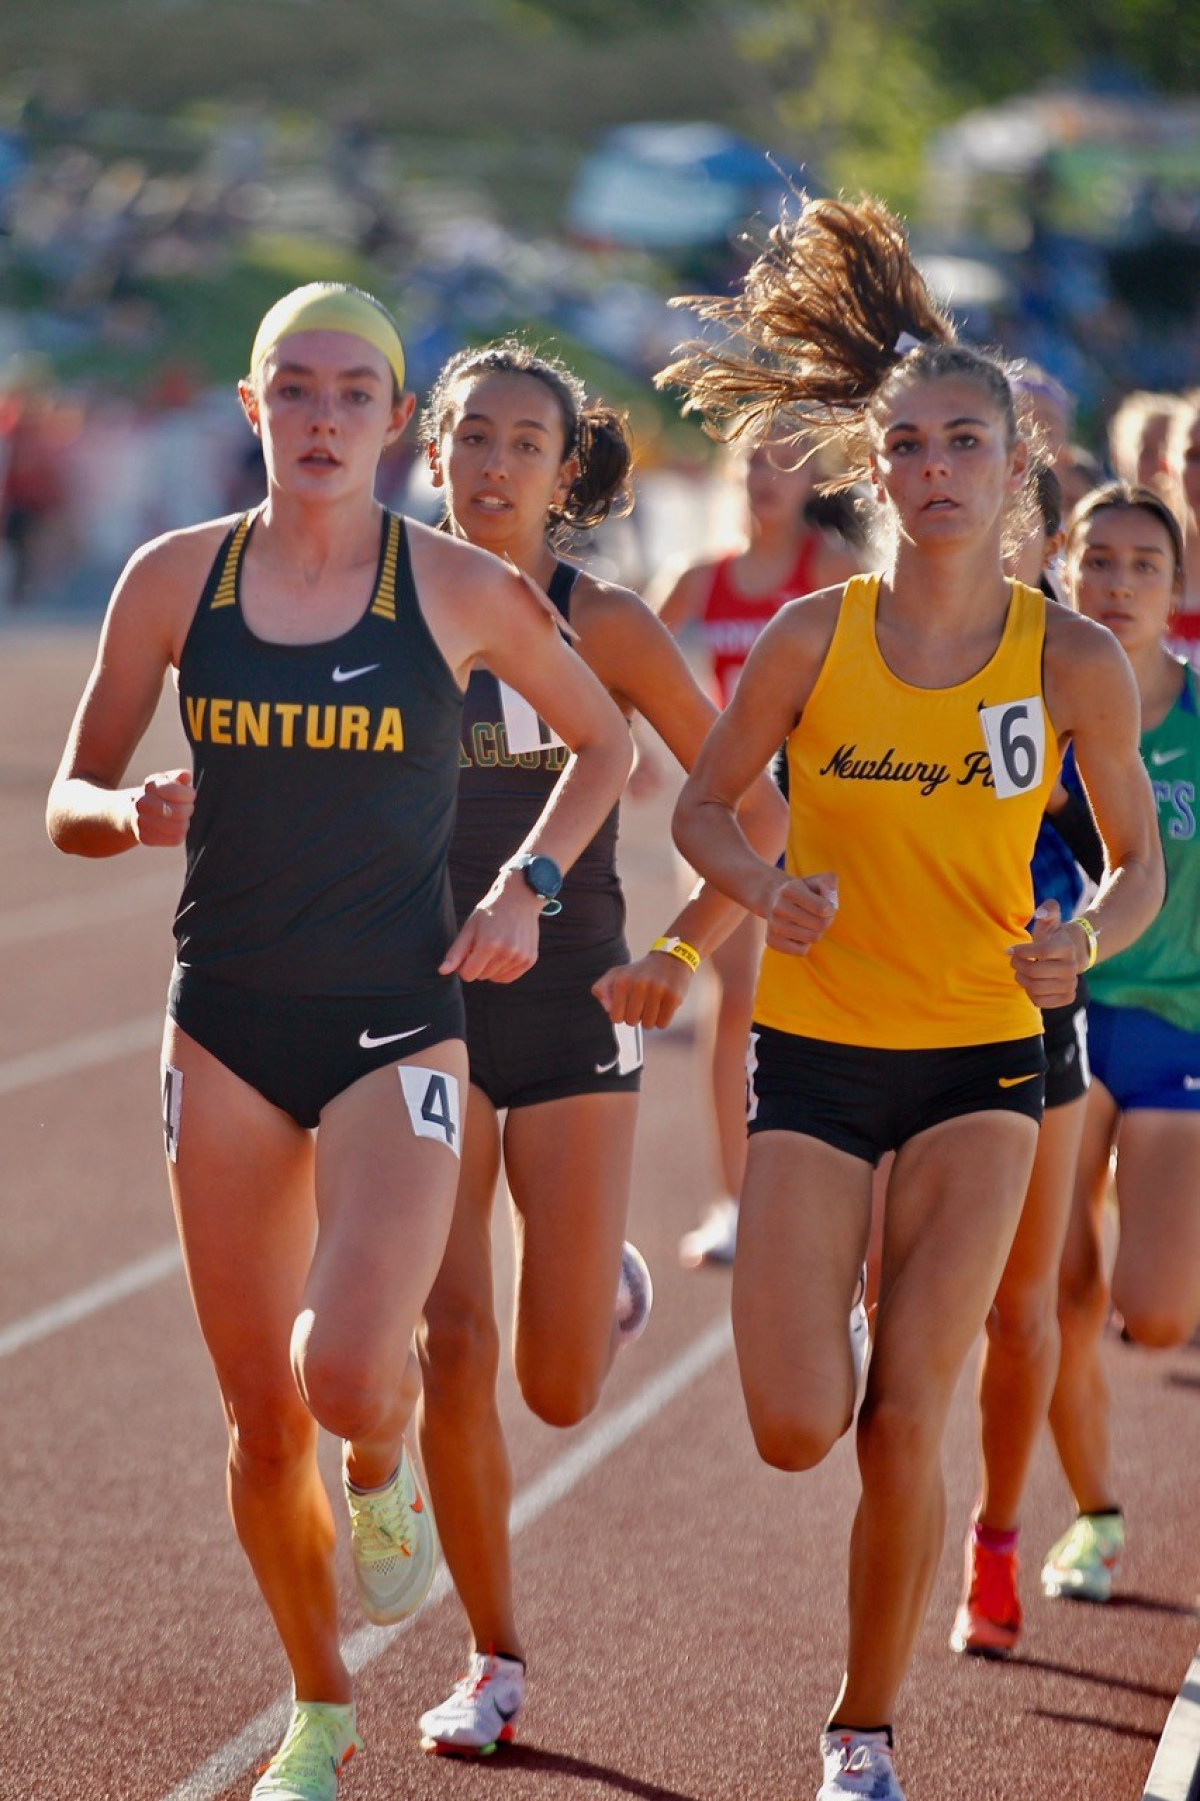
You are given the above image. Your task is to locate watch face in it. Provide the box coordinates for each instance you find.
[524,854,562,899]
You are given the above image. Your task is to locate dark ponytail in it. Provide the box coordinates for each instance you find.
[558,402,633,533]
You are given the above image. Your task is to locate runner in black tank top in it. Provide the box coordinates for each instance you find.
[46,286,632,1797]
[414,341,785,1756]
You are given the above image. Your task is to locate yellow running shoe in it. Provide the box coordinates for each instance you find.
[1041,1512,1123,1603]
[345,1441,438,1625]
[251,1700,361,1801]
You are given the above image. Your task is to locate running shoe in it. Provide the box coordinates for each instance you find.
[679,1198,739,1268]
[849,1264,870,1397]
[817,1729,905,1800]
[949,1529,1022,1656]
[616,1242,654,1345]
[418,1652,526,1757]
[251,1700,362,1801]
[1041,1511,1123,1603]
[344,1441,438,1626]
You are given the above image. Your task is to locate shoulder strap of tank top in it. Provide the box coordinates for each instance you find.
[369,511,403,622]
[547,558,580,622]
[205,512,256,611]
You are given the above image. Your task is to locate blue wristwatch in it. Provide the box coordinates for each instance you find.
[505,853,563,916]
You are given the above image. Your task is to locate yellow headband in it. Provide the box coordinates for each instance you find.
[250,284,406,392]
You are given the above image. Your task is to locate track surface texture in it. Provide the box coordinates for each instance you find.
[1,623,1197,1801]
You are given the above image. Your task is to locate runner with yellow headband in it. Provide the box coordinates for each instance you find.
[250,282,407,397]
[47,285,632,1800]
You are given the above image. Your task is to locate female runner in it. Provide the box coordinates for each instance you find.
[947,463,1099,1656]
[662,198,1163,1800]
[1040,483,1200,1604]
[413,339,785,1757]
[46,286,631,1801]
[651,434,861,1268]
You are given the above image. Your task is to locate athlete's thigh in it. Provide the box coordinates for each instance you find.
[994,1094,1088,1315]
[732,1130,872,1409]
[1111,1111,1200,1330]
[876,1111,1037,1405]
[421,1083,503,1339]
[162,1019,316,1414]
[502,1090,638,1363]
[310,1040,469,1368]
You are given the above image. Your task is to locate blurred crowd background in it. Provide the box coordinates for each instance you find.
[0,0,1196,610]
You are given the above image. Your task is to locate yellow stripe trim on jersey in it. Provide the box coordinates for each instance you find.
[371,512,400,620]
[209,514,254,610]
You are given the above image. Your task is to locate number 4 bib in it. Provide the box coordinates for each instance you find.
[979,697,1046,799]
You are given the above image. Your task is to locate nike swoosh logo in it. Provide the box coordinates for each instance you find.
[495,1702,521,1722]
[1149,747,1185,765]
[358,1025,427,1049]
[333,663,381,683]
[998,1072,1040,1088]
[594,1053,620,1074]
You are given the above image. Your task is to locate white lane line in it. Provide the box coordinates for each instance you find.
[0,1243,183,1360]
[0,1013,161,1099]
[159,1316,733,1801]
[0,871,178,949]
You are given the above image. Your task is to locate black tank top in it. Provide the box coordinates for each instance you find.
[175,509,464,997]
[449,560,625,950]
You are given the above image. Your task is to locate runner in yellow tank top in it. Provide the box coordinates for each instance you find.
[661,195,1164,1801]
[757,570,1055,1049]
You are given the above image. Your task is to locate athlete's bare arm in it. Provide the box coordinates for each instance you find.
[570,575,788,1027]
[648,556,721,632]
[46,522,233,857]
[674,587,843,957]
[407,523,632,983]
[1008,607,1165,1007]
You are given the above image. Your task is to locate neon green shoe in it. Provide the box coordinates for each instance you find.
[1041,1512,1124,1603]
[251,1701,362,1800]
[345,1441,438,1625]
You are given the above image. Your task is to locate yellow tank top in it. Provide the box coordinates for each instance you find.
[754,574,1058,1050]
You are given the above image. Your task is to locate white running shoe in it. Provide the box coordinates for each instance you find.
[850,1264,870,1397]
[344,1442,438,1626]
[818,1729,905,1800]
[418,1652,526,1757]
[679,1198,739,1268]
[616,1242,653,1345]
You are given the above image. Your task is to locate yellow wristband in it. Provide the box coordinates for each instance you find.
[1073,915,1099,970]
[651,935,701,974]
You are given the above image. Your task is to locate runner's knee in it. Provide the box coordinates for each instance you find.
[419,1300,502,1412]
[516,1348,606,1429]
[744,1390,849,1472]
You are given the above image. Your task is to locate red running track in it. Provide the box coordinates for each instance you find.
[1,625,1196,1801]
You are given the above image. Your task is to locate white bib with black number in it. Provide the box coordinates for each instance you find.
[979,696,1046,799]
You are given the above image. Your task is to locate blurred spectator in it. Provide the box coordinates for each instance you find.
[1061,442,1106,515]
[1165,389,1200,660]
[0,359,78,605]
[1107,390,1186,497]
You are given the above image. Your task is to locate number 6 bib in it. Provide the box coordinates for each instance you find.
[979,697,1046,799]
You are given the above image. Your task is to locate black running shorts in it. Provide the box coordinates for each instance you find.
[746,1024,1047,1165]
[1042,980,1090,1111]
[168,964,466,1128]
[465,936,642,1112]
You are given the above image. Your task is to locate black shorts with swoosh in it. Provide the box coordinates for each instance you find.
[746,1026,1046,1165]
[168,964,465,1128]
[465,935,642,1112]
